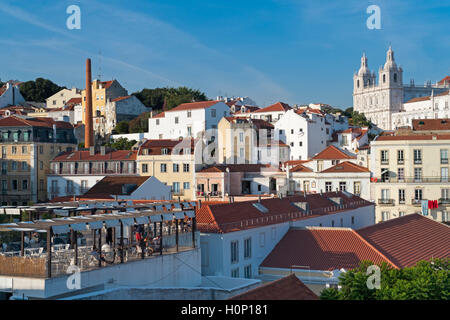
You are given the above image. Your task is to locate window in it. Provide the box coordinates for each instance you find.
[381,150,389,164]
[414,168,422,182]
[231,241,239,263]
[413,149,422,164]
[397,150,404,163]
[244,238,252,259]
[339,181,346,191]
[183,163,190,172]
[340,218,343,227]
[1,180,6,191]
[66,180,73,193]
[394,73,397,82]
[11,146,17,154]
[156,119,160,125]
[398,189,405,204]
[13,132,18,142]
[441,188,449,200]
[142,164,148,173]
[239,132,244,143]
[160,163,167,173]
[1,146,6,157]
[11,162,17,171]
[397,168,405,181]
[244,265,252,279]
[12,180,18,190]
[331,220,335,227]
[183,148,191,155]
[399,211,405,217]
[231,268,239,278]
[239,148,244,158]
[39,146,44,154]
[211,109,216,118]
[174,117,179,124]
[353,181,361,195]
[259,232,266,247]
[187,126,192,136]
[173,163,179,172]
[21,162,28,171]
[351,216,355,225]
[39,179,44,191]
[1,162,6,174]
[299,141,302,146]
[161,148,169,155]
[325,182,332,192]
[317,160,323,172]
[22,146,27,154]
[172,182,180,193]
[183,182,190,190]
[415,189,423,201]
[441,150,448,164]
[187,111,192,118]
[382,211,390,221]
[291,129,294,134]
[441,167,448,182]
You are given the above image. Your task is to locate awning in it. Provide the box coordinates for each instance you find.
[52,224,71,234]
[119,217,135,226]
[104,219,120,228]
[70,223,87,232]
[10,227,37,232]
[162,213,174,221]
[185,211,195,218]
[174,212,185,219]
[4,208,21,215]
[135,216,149,225]
[149,215,162,222]
[87,221,103,230]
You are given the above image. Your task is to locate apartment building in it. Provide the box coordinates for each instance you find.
[47,147,137,199]
[217,116,289,165]
[136,138,199,200]
[45,88,81,109]
[0,116,77,204]
[370,132,450,223]
[248,101,292,124]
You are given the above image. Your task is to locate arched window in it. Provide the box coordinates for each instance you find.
[394,73,397,82]
[383,74,386,83]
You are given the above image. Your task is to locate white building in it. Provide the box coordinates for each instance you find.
[46,88,82,109]
[103,95,149,135]
[0,82,25,109]
[391,90,450,128]
[275,109,329,160]
[249,102,292,124]
[353,46,449,130]
[197,192,375,279]
[148,101,231,141]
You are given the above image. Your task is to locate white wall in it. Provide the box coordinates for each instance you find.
[0,85,25,108]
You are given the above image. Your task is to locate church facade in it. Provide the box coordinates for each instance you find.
[353,47,449,130]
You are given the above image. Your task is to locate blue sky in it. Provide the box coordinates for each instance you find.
[0,0,449,108]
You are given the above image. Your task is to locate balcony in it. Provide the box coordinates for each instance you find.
[411,199,423,206]
[380,160,389,165]
[378,199,395,206]
[414,159,422,165]
[397,159,404,165]
[441,159,449,164]
[439,198,450,205]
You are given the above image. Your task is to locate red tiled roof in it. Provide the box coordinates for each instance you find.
[283,160,310,166]
[167,100,220,112]
[196,192,373,233]
[234,106,260,114]
[111,95,131,102]
[312,145,356,160]
[357,214,450,268]
[229,274,318,300]
[438,76,450,85]
[152,112,165,119]
[99,80,114,89]
[260,227,394,271]
[412,119,450,131]
[199,164,280,173]
[320,161,369,173]
[0,115,73,129]
[375,134,450,141]
[66,97,82,105]
[290,164,313,173]
[52,150,137,162]
[295,107,325,116]
[84,176,149,196]
[253,102,291,113]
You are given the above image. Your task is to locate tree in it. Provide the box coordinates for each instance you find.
[105,137,137,150]
[129,111,151,133]
[320,259,450,300]
[350,110,372,128]
[132,87,208,111]
[19,78,65,102]
[115,121,129,134]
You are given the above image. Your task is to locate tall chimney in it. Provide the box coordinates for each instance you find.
[85,58,94,148]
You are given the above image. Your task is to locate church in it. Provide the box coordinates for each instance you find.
[353,46,449,130]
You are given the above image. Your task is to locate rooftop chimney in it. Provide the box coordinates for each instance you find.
[85,58,94,148]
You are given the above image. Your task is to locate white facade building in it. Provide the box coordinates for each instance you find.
[353,47,449,130]
[148,101,231,140]
[45,88,81,109]
[0,82,25,108]
[249,102,291,124]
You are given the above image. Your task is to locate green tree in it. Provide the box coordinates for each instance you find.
[132,86,208,111]
[129,111,151,133]
[19,78,65,102]
[105,138,137,150]
[115,121,129,134]
[320,259,450,300]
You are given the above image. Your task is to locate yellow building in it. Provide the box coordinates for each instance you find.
[370,132,450,223]
[0,116,77,205]
[136,139,199,200]
[80,79,127,123]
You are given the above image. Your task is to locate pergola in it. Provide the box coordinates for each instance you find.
[0,200,197,278]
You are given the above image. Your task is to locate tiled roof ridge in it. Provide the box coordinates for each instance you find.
[351,228,399,269]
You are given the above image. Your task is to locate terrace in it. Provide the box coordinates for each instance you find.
[0,201,198,279]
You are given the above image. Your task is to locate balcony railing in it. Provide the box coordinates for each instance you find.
[439,198,450,205]
[380,160,389,165]
[397,159,404,165]
[373,176,450,183]
[378,199,395,206]
[414,159,422,164]
[441,159,449,164]
[411,199,423,206]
